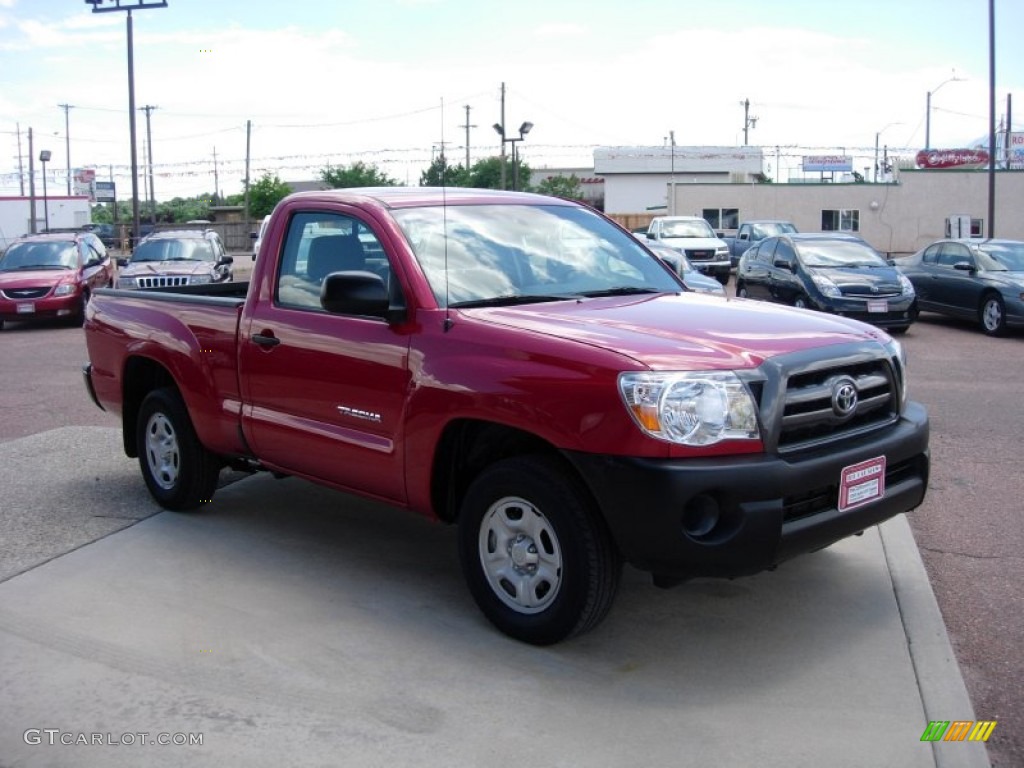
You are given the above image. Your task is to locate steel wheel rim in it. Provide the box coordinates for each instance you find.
[795,297,807,308]
[478,496,563,614]
[983,300,1002,332]
[145,412,180,491]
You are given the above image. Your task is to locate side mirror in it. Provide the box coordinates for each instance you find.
[116,257,129,268]
[219,255,234,265]
[321,271,390,318]
[249,231,258,240]
[738,232,749,241]
[774,258,795,272]
[953,261,975,272]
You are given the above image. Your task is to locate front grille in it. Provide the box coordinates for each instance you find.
[135,276,189,288]
[685,249,714,261]
[778,359,898,453]
[1,287,50,300]
[842,289,902,298]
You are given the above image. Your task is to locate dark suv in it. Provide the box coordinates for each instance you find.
[0,231,114,329]
[116,229,233,289]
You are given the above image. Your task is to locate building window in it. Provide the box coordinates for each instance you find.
[971,218,984,237]
[703,208,739,230]
[821,209,860,232]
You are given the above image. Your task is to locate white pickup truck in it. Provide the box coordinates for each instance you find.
[644,216,731,284]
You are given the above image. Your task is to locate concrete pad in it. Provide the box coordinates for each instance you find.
[0,428,986,766]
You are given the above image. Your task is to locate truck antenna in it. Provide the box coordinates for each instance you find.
[441,96,453,332]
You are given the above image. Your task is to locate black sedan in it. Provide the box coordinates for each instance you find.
[735,233,917,333]
[896,239,1024,336]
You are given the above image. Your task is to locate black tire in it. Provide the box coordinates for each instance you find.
[136,387,220,511]
[889,326,909,335]
[793,295,809,309]
[458,455,621,645]
[736,282,749,299]
[979,294,1006,337]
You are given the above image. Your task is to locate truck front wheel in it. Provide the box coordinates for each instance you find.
[136,387,220,511]
[458,455,621,645]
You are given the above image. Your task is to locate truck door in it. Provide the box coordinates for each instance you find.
[239,208,412,504]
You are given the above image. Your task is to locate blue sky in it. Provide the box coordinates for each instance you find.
[1,0,1021,198]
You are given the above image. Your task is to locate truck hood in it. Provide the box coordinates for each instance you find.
[120,260,212,278]
[467,293,890,370]
[659,236,726,250]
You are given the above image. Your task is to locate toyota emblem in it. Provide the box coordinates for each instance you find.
[831,377,858,419]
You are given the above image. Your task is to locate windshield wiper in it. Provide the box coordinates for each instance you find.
[449,294,580,309]
[578,286,662,298]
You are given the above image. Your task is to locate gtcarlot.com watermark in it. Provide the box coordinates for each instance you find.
[24,729,203,747]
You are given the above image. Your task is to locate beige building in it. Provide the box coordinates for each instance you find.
[624,169,1023,257]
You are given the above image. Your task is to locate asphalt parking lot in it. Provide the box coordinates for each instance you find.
[0,267,1019,766]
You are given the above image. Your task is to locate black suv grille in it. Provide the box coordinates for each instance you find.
[778,358,898,453]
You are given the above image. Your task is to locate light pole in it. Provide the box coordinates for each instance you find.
[39,150,51,233]
[925,73,963,150]
[874,122,902,182]
[85,1,168,248]
[493,120,532,190]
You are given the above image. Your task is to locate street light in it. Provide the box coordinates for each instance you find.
[493,120,533,190]
[874,122,902,183]
[39,150,51,233]
[85,1,168,249]
[925,73,963,150]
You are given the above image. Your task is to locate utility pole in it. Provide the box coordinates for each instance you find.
[669,130,676,216]
[244,119,251,227]
[461,104,477,171]
[140,104,157,222]
[741,98,758,146]
[212,146,220,205]
[28,128,36,233]
[499,82,507,190]
[59,103,73,194]
[16,122,25,196]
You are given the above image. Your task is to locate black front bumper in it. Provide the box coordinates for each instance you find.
[565,401,929,580]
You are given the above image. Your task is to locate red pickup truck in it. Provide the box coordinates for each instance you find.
[83,188,930,644]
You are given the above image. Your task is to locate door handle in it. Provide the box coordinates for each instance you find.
[250,332,280,348]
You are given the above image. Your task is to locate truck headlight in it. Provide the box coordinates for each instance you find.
[618,371,760,446]
[117,277,136,289]
[53,284,76,296]
[190,273,212,285]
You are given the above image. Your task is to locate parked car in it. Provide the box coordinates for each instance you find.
[251,214,271,261]
[642,216,732,284]
[116,229,233,289]
[0,230,113,329]
[723,220,798,268]
[735,233,916,333]
[645,241,726,295]
[895,239,1024,336]
[84,223,119,249]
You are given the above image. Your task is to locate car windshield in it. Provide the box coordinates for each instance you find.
[0,241,77,270]
[976,242,1024,272]
[660,220,715,238]
[752,222,797,239]
[797,239,888,268]
[131,239,216,263]
[392,204,681,307]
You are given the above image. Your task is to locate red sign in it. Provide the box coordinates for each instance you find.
[838,456,886,513]
[915,149,990,169]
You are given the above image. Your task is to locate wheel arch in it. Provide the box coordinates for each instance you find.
[430,419,589,524]
[121,356,177,457]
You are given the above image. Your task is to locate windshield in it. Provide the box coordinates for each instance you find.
[393,204,681,307]
[977,242,1024,272]
[0,241,77,270]
[797,239,888,268]
[752,222,797,239]
[131,239,216,263]
[660,219,715,238]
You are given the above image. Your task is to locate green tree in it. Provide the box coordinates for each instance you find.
[534,174,583,200]
[158,195,213,223]
[419,156,470,187]
[467,155,531,190]
[248,173,292,219]
[320,161,397,188]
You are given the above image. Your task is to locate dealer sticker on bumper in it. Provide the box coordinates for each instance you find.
[838,455,886,512]
[17,302,35,314]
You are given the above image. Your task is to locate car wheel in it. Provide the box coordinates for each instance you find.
[736,283,749,299]
[136,387,220,511]
[793,296,808,309]
[889,326,909,335]
[458,455,621,645]
[979,294,1006,337]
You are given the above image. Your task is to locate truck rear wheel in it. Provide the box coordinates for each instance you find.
[458,455,621,645]
[136,387,220,511]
